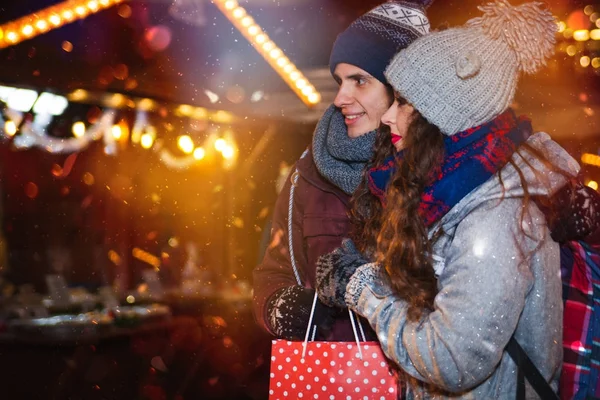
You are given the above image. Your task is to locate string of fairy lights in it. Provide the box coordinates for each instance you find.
[0,85,241,171]
[0,0,127,49]
[0,0,321,107]
[211,0,321,107]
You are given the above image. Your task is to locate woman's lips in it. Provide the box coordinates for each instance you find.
[391,133,403,145]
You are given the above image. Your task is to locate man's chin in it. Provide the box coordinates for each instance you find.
[346,125,371,138]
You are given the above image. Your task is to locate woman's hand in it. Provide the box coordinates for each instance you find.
[315,239,370,308]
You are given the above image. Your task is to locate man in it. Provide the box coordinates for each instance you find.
[252,0,433,341]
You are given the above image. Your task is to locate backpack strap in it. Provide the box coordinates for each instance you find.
[506,337,559,400]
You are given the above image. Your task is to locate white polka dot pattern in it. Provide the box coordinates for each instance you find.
[268,340,397,399]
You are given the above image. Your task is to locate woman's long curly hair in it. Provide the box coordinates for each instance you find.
[350,109,445,320]
[352,107,566,322]
[350,124,394,257]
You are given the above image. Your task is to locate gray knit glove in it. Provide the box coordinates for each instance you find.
[315,239,370,308]
[345,263,397,321]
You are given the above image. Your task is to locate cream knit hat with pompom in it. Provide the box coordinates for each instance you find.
[384,0,557,136]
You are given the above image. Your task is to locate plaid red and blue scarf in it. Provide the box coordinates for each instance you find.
[367,109,532,227]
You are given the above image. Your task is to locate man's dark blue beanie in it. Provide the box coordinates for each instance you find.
[329,1,432,84]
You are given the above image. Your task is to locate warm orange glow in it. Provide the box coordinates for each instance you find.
[4,120,17,136]
[72,121,86,137]
[573,29,590,41]
[140,133,154,149]
[222,145,235,160]
[132,247,161,269]
[0,0,125,49]
[580,56,591,67]
[177,135,194,154]
[193,147,206,160]
[582,153,600,167]
[214,138,227,152]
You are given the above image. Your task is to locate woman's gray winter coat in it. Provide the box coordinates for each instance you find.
[345,132,579,399]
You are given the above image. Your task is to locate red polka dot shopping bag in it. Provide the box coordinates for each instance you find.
[268,339,399,399]
[268,293,399,399]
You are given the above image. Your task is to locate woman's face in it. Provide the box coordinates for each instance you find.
[380,94,415,151]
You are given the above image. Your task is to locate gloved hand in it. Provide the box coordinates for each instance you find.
[549,181,600,243]
[345,262,397,321]
[267,285,338,340]
[316,239,370,308]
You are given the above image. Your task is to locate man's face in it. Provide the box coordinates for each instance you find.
[332,63,392,138]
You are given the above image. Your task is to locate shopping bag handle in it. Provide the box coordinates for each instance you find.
[302,291,319,359]
[302,291,367,360]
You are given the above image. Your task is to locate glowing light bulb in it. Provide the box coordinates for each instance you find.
[269,48,282,59]
[241,16,253,27]
[178,104,194,116]
[301,86,314,96]
[224,0,238,10]
[255,34,267,44]
[295,79,307,89]
[140,133,154,149]
[574,29,590,41]
[62,10,75,21]
[581,56,591,67]
[177,135,194,154]
[6,31,19,43]
[72,121,86,138]
[232,7,245,19]
[21,25,34,36]
[111,124,123,140]
[308,93,321,105]
[35,20,49,31]
[588,180,599,191]
[222,145,235,160]
[276,57,289,67]
[4,120,17,136]
[262,41,275,52]
[49,15,61,26]
[248,25,260,36]
[193,147,206,160]
[75,6,88,16]
[215,138,227,152]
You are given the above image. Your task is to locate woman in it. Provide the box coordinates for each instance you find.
[316,1,585,398]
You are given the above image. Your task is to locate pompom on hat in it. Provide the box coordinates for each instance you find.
[329,0,434,85]
[385,0,557,136]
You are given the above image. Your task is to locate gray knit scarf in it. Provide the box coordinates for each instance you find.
[312,105,377,194]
